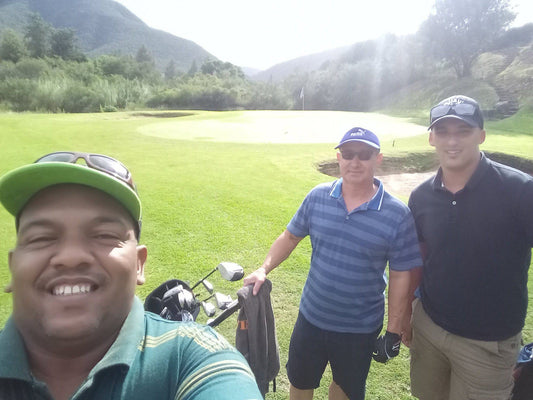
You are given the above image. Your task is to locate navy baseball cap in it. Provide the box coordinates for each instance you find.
[335,127,380,149]
[429,95,484,130]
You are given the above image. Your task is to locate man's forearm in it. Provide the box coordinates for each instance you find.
[261,229,303,274]
[243,229,303,295]
[387,269,412,334]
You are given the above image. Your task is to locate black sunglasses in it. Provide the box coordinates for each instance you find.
[339,148,376,161]
[430,103,477,122]
[35,152,136,191]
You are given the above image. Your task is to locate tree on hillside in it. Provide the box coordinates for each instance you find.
[165,59,177,80]
[133,45,159,82]
[188,60,198,75]
[96,54,132,77]
[200,60,245,79]
[491,23,533,49]
[24,14,51,58]
[419,0,516,77]
[135,45,154,65]
[0,29,27,63]
[50,28,85,61]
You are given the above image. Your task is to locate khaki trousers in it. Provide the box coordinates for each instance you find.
[410,298,521,400]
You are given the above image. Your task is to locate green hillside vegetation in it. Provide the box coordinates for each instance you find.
[0,0,214,70]
[1,0,533,114]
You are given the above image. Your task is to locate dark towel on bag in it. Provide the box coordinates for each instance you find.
[236,279,280,398]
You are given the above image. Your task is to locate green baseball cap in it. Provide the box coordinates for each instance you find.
[0,152,142,236]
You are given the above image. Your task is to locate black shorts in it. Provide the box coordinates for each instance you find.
[286,312,380,400]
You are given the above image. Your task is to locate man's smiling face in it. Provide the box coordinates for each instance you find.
[9,184,146,348]
[336,142,382,187]
[429,118,485,173]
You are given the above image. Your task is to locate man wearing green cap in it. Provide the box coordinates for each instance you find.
[0,152,262,400]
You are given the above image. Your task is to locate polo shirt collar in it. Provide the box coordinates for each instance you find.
[465,152,490,189]
[432,152,489,191]
[87,296,145,376]
[0,297,145,382]
[330,178,385,210]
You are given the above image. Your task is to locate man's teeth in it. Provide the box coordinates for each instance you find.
[53,284,92,296]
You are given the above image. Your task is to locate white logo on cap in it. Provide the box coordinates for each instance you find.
[350,128,366,137]
[442,97,465,106]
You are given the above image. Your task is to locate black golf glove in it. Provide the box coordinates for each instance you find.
[372,331,401,363]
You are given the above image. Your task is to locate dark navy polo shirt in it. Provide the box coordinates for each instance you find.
[409,153,533,340]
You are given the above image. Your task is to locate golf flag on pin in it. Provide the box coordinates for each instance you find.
[299,87,304,99]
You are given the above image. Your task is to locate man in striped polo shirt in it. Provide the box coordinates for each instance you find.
[0,152,262,400]
[244,128,422,400]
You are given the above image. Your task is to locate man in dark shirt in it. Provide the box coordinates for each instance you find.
[406,95,533,399]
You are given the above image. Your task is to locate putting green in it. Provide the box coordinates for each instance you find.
[137,110,426,144]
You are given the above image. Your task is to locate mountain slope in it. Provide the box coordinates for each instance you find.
[251,45,350,82]
[0,0,215,71]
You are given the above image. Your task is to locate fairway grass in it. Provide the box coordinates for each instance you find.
[0,110,531,400]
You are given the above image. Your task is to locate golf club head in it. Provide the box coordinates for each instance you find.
[217,262,244,281]
[202,301,216,317]
[202,279,214,294]
[214,292,233,310]
[182,289,196,309]
[162,284,183,301]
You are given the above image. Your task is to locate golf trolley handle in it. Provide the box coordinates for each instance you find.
[207,299,241,327]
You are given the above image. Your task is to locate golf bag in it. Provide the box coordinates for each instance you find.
[510,342,533,400]
[144,279,200,322]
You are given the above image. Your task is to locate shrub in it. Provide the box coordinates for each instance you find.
[15,57,50,79]
[0,78,38,111]
[61,84,104,113]
[33,78,64,112]
[0,29,27,63]
[100,105,118,112]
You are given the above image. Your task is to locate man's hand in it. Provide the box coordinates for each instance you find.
[242,267,267,295]
[373,331,401,363]
[401,310,413,348]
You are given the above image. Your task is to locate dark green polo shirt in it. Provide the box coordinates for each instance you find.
[0,297,262,399]
[409,154,533,340]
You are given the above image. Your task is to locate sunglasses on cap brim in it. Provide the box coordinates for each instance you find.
[430,103,477,122]
[35,151,136,191]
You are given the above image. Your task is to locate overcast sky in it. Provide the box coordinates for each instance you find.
[114,0,533,70]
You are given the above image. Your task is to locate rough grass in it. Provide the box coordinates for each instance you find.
[0,110,532,399]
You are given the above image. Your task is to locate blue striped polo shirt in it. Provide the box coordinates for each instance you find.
[288,178,422,333]
[0,297,262,400]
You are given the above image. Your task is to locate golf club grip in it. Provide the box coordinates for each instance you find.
[207,299,240,327]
